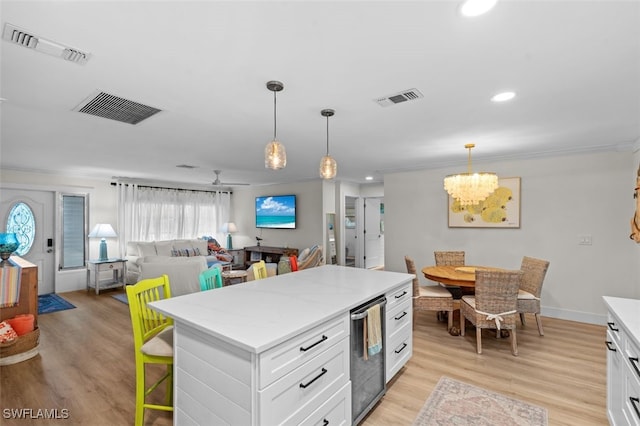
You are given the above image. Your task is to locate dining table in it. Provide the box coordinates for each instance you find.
[421,265,504,288]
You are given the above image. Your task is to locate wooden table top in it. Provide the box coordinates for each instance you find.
[421,265,504,288]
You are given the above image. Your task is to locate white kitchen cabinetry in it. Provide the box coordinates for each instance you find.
[150,265,413,425]
[385,282,412,383]
[604,297,640,426]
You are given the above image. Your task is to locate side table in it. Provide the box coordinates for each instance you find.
[87,259,127,295]
[221,270,248,287]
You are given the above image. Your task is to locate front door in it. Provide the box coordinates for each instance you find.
[0,189,55,294]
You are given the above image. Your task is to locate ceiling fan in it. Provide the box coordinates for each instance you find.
[212,170,249,187]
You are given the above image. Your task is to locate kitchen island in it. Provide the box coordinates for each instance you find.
[150,264,414,425]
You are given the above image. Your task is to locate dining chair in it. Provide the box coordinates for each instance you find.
[517,256,550,336]
[460,269,523,356]
[405,256,454,331]
[434,251,465,299]
[252,260,268,280]
[126,274,174,426]
[289,255,298,272]
[199,266,223,291]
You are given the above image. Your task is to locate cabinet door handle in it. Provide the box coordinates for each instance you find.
[605,341,617,352]
[322,420,329,426]
[630,397,640,420]
[299,368,327,389]
[395,291,407,299]
[607,322,619,332]
[300,335,328,352]
[394,311,408,321]
[630,357,640,379]
[395,343,408,354]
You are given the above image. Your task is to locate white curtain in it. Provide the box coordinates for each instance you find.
[117,184,230,250]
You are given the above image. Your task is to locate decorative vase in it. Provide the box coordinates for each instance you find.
[0,233,20,266]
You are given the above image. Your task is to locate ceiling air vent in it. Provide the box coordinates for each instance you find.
[2,23,90,64]
[374,88,424,107]
[73,91,162,125]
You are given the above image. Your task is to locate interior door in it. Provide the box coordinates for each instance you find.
[364,198,384,269]
[0,189,55,294]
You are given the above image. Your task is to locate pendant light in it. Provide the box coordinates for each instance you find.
[443,144,498,206]
[319,108,337,179]
[265,80,286,170]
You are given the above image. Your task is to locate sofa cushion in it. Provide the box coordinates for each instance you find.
[192,239,208,256]
[138,242,157,257]
[155,241,173,257]
[172,240,194,251]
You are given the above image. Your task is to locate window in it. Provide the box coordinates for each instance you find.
[61,194,87,269]
[6,202,35,256]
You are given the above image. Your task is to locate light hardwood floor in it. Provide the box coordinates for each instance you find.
[0,290,607,425]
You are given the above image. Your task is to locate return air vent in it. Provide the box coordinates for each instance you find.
[73,91,162,125]
[2,23,90,64]
[374,88,424,107]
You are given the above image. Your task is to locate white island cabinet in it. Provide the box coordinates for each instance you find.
[603,296,640,426]
[150,265,414,425]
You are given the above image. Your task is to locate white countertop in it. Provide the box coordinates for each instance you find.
[603,296,640,344]
[150,265,413,353]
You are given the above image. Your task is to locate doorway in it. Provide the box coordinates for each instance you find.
[1,189,55,294]
[364,197,384,269]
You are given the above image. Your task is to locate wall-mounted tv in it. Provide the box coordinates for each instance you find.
[255,195,296,229]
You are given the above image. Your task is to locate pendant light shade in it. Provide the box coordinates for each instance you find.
[265,80,286,170]
[444,144,498,206]
[319,108,337,179]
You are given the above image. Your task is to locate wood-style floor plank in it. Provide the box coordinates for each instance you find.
[0,290,607,425]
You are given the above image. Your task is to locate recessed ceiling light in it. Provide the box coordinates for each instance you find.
[365,176,374,181]
[491,91,516,102]
[460,0,498,17]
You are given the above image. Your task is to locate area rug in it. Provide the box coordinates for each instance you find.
[38,293,76,315]
[112,293,128,305]
[413,376,548,426]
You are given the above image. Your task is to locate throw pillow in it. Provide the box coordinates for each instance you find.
[0,320,18,344]
[297,247,311,262]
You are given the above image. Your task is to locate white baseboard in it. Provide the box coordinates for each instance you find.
[541,306,606,326]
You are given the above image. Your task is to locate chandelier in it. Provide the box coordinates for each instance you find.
[319,109,337,179]
[265,80,286,170]
[444,144,498,206]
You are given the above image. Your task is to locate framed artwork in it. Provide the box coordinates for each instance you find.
[448,177,521,228]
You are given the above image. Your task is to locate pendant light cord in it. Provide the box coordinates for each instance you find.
[273,90,277,140]
[326,115,330,156]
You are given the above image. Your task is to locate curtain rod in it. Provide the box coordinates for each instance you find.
[110,182,232,194]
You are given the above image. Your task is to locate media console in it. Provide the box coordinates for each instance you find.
[243,245,298,268]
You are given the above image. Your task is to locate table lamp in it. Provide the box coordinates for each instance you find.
[88,224,117,261]
[221,222,237,249]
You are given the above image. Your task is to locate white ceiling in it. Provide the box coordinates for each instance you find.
[1,1,639,188]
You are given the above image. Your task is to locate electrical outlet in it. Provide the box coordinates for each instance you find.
[578,235,592,245]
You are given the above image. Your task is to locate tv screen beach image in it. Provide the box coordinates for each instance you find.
[255,195,296,229]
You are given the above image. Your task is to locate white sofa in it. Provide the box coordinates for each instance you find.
[139,256,207,297]
[124,239,223,284]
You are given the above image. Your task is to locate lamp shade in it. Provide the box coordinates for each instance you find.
[220,222,237,234]
[88,224,117,238]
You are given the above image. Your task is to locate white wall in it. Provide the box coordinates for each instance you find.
[384,150,638,325]
[230,180,325,252]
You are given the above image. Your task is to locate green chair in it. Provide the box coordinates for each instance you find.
[126,275,174,426]
[199,266,223,291]
[252,260,268,280]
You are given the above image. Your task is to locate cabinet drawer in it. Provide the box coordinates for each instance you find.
[385,324,412,383]
[299,382,351,426]
[386,298,412,340]
[259,314,349,388]
[95,262,124,272]
[623,370,640,426]
[625,335,640,383]
[386,283,411,313]
[607,313,622,348]
[259,337,349,426]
